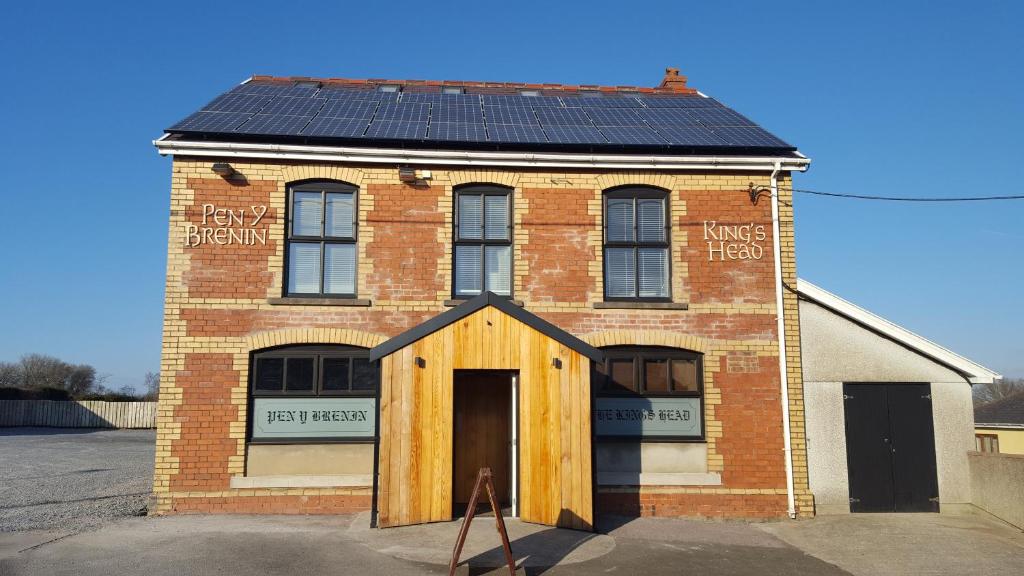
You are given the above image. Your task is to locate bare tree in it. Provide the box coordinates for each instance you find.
[143,371,160,401]
[19,354,74,390]
[0,362,22,388]
[973,378,1024,406]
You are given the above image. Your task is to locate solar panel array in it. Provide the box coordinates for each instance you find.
[167,81,793,149]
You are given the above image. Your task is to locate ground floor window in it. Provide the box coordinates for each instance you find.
[248,345,378,443]
[591,346,704,441]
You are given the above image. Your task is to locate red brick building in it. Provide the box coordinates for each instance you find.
[153,68,812,528]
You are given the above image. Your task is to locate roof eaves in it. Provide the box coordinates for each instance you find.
[796,279,1002,384]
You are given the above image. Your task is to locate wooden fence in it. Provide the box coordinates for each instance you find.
[0,400,157,429]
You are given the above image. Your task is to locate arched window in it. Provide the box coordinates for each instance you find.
[285,181,358,298]
[592,346,704,440]
[249,345,378,442]
[603,187,670,301]
[453,185,512,298]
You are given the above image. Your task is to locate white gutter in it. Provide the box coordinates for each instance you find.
[769,161,797,519]
[153,135,812,172]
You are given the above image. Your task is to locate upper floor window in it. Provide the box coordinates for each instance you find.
[454,186,512,298]
[603,187,670,300]
[286,181,357,298]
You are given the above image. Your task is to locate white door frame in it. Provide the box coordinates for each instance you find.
[510,373,519,518]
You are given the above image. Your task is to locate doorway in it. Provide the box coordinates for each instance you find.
[843,383,939,512]
[453,371,513,515]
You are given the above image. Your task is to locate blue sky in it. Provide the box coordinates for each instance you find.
[0,0,1021,389]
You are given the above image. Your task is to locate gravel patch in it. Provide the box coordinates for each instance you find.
[0,428,154,533]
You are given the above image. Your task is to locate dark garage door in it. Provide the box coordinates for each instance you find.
[843,383,939,513]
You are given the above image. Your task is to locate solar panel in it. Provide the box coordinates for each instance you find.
[402,93,480,106]
[259,97,326,116]
[426,122,488,142]
[301,117,368,138]
[636,108,703,126]
[483,105,538,125]
[432,103,484,124]
[582,108,646,126]
[710,126,790,147]
[569,96,643,108]
[481,94,563,107]
[534,108,594,126]
[318,100,378,120]
[233,114,312,136]
[640,96,721,108]
[487,124,548,143]
[317,86,382,101]
[684,107,756,127]
[202,93,273,113]
[365,120,428,139]
[599,126,668,145]
[543,125,607,144]
[373,103,430,122]
[169,111,253,132]
[654,126,729,146]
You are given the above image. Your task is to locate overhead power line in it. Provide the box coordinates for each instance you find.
[789,188,1024,202]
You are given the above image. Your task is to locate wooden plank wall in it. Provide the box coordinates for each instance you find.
[378,306,592,530]
[0,400,157,428]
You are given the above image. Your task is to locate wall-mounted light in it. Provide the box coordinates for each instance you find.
[398,165,417,182]
[552,358,562,369]
[211,163,235,178]
[415,356,426,368]
[748,182,770,204]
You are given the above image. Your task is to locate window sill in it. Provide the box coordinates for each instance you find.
[444,299,523,307]
[596,472,722,486]
[593,301,688,310]
[267,297,372,307]
[229,474,372,489]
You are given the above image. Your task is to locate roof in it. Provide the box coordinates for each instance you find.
[796,279,1002,385]
[367,292,604,363]
[163,68,796,155]
[975,391,1024,427]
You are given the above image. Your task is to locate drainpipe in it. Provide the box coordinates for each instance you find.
[769,161,797,519]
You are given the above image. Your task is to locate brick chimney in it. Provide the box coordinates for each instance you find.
[659,67,690,93]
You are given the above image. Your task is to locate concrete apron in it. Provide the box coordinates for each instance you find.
[346,512,615,569]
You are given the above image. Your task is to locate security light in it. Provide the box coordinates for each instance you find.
[211,163,235,177]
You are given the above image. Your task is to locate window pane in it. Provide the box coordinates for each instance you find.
[605,198,633,242]
[455,245,482,296]
[325,192,354,238]
[609,358,636,392]
[605,248,636,298]
[671,359,698,392]
[285,358,314,392]
[637,248,669,298]
[352,358,377,391]
[637,198,665,242]
[484,245,511,295]
[323,243,356,295]
[322,357,350,391]
[288,243,322,294]
[458,194,482,240]
[484,194,509,240]
[254,358,284,391]
[644,359,669,392]
[292,191,323,236]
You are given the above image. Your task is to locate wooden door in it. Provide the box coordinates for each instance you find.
[843,383,939,513]
[453,372,511,509]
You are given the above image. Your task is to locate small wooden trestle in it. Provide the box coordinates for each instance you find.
[447,467,516,576]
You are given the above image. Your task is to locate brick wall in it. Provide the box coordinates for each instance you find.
[155,160,811,518]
